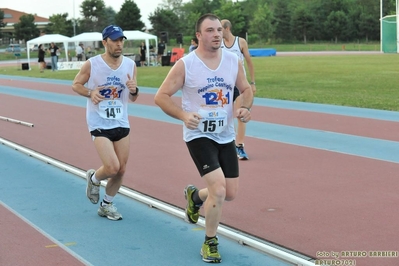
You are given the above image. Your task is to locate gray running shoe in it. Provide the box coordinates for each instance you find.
[98,203,123,221]
[86,169,99,204]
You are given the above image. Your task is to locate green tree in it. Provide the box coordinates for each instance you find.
[180,10,202,37]
[179,0,217,15]
[249,2,274,42]
[308,0,326,41]
[345,6,360,41]
[148,8,181,44]
[179,0,221,35]
[160,0,183,9]
[326,0,351,13]
[352,0,392,41]
[325,11,348,43]
[80,0,107,32]
[358,13,377,43]
[143,0,397,44]
[291,4,313,44]
[103,7,117,28]
[214,0,245,35]
[160,0,184,17]
[238,0,263,39]
[14,14,40,42]
[0,10,6,39]
[272,0,292,42]
[115,0,145,30]
[311,0,351,41]
[46,13,74,36]
[382,0,397,15]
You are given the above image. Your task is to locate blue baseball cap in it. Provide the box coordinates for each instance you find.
[102,25,127,41]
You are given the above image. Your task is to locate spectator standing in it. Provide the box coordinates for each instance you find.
[76,42,84,61]
[157,39,166,65]
[86,46,93,60]
[189,37,198,52]
[37,44,46,73]
[49,42,60,71]
[139,41,146,66]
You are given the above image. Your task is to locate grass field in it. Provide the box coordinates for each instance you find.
[258,42,381,52]
[1,52,399,111]
[0,42,381,61]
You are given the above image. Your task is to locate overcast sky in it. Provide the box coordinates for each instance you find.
[3,0,185,28]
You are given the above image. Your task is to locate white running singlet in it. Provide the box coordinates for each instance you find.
[181,49,239,143]
[86,55,135,132]
[221,36,246,76]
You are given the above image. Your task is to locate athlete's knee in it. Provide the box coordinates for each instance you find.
[117,165,126,177]
[225,191,237,201]
[225,183,239,201]
[209,184,226,203]
[104,163,122,177]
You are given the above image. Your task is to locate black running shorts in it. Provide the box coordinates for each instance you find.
[90,127,130,142]
[186,137,239,178]
[233,86,240,102]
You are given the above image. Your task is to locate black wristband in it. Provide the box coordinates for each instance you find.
[130,87,139,96]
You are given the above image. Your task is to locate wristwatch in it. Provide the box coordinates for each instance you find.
[250,82,256,85]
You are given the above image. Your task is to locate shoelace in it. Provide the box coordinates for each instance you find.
[90,184,99,193]
[208,242,218,254]
[104,203,117,212]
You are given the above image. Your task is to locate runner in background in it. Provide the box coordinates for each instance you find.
[221,19,256,160]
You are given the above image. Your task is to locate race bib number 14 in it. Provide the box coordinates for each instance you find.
[98,100,123,119]
[197,109,227,134]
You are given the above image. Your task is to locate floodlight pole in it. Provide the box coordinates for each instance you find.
[73,0,76,36]
[397,0,399,53]
[380,0,383,52]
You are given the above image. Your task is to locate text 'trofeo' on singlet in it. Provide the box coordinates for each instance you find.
[86,55,135,132]
[181,49,239,144]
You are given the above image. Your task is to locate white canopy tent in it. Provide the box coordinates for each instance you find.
[25,31,157,70]
[69,31,158,65]
[124,31,158,65]
[69,32,103,59]
[69,32,103,43]
[26,34,71,69]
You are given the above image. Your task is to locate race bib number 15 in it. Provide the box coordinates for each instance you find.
[197,109,227,133]
[98,100,123,119]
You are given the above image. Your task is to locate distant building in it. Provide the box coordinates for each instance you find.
[0,8,50,44]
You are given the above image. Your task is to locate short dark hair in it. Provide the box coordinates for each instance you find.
[192,37,198,44]
[195,13,220,33]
